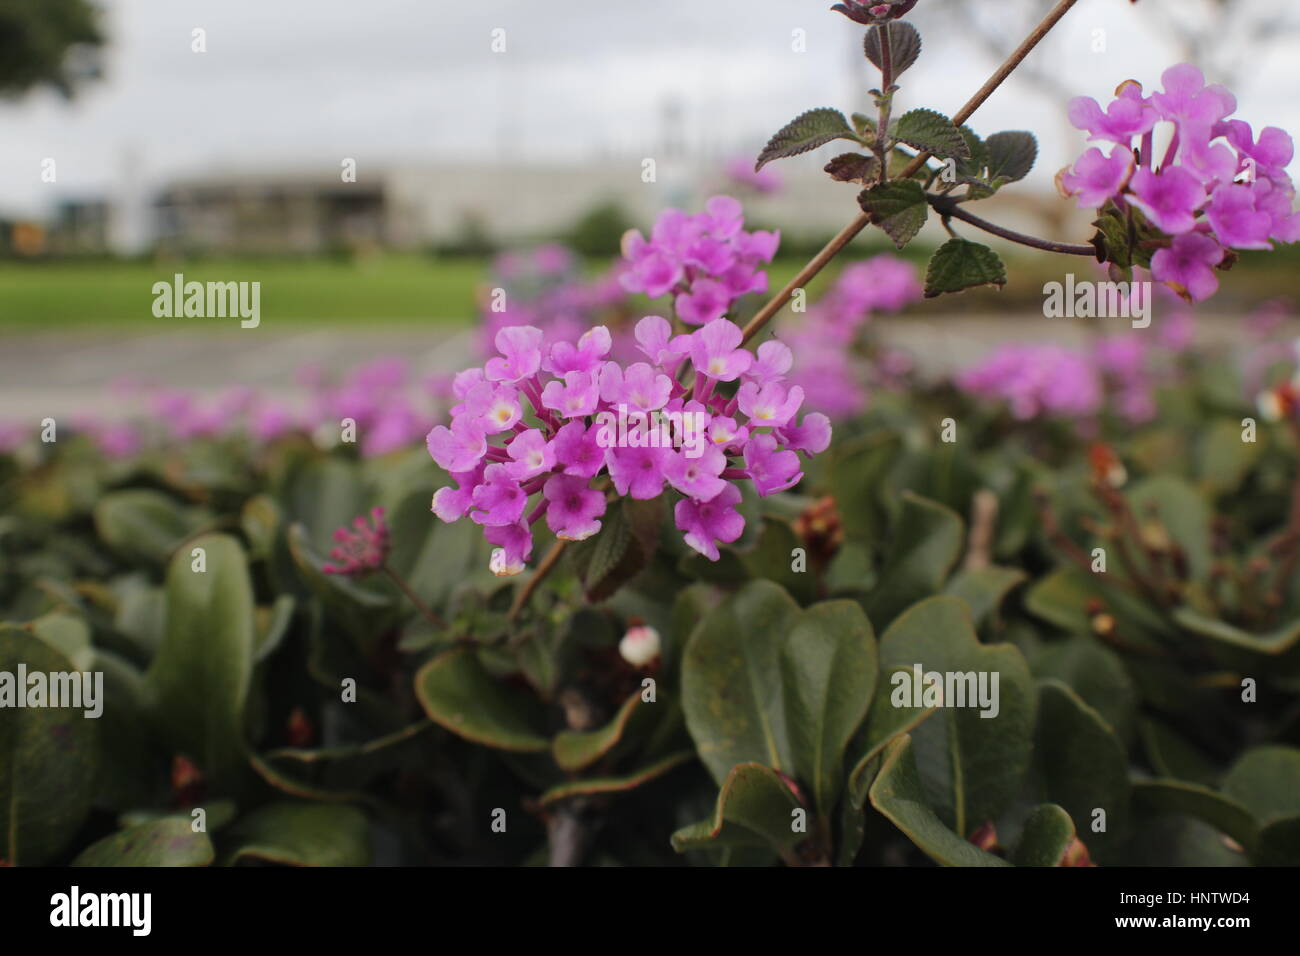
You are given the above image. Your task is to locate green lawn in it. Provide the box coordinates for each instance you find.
[0,255,489,327]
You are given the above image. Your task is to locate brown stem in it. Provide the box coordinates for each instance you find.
[508,539,568,622]
[930,196,1097,257]
[383,564,446,629]
[738,0,1083,346]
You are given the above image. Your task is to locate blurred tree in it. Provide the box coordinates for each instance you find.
[0,0,104,98]
[565,201,634,257]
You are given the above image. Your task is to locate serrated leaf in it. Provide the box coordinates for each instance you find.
[756,108,857,171]
[953,126,989,180]
[924,239,1006,297]
[984,131,1037,184]
[889,108,969,159]
[863,21,922,78]
[858,179,929,249]
[825,152,880,185]
[569,497,661,603]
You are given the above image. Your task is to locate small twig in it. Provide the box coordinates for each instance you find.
[508,539,568,622]
[739,0,1083,345]
[931,196,1097,256]
[963,489,998,571]
[383,564,446,629]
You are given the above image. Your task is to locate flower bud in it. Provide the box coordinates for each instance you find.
[831,0,919,25]
[619,625,661,667]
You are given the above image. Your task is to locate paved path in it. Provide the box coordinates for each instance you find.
[0,313,1288,422]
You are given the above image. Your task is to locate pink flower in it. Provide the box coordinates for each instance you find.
[1151,233,1225,302]
[690,319,753,382]
[545,326,612,375]
[1128,166,1208,235]
[1151,65,1236,130]
[600,361,672,413]
[505,428,556,480]
[1068,84,1158,145]
[675,484,746,560]
[662,445,728,502]
[737,381,805,428]
[552,421,605,479]
[470,464,529,527]
[634,315,688,368]
[676,278,732,326]
[432,465,486,522]
[541,370,601,418]
[605,444,669,500]
[427,418,487,473]
[744,434,804,497]
[1059,147,1135,209]
[323,508,390,577]
[485,326,544,383]
[544,474,606,541]
[748,340,794,385]
[776,413,832,456]
[486,522,533,577]
[1205,183,1276,250]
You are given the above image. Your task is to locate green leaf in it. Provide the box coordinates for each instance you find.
[1029,635,1138,748]
[94,489,207,565]
[1170,607,1300,655]
[414,646,549,752]
[286,522,396,650]
[671,763,804,857]
[878,597,1036,837]
[952,126,989,180]
[858,179,929,249]
[253,721,432,799]
[889,108,969,159]
[847,667,940,808]
[1126,475,1212,582]
[824,152,881,185]
[868,736,1010,867]
[1132,780,1257,854]
[831,431,903,544]
[681,581,877,814]
[756,108,857,171]
[72,817,214,867]
[863,21,922,77]
[553,690,649,771]
[983,131,1037,184]
[568,497,661,603]
[1221,746,1300,825]
[146,533,256,788]
[538,751,693,806]
[1012,804,1077,867]
[1255,816,1300,866]
[0,625,100,865]
[1032,680,1129,861]
[865,492,963,628]
[944,566,1026,628]
[224,802,370,866]
[924,239,1006,298]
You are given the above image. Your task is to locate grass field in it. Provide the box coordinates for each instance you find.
[1,246,1295,330]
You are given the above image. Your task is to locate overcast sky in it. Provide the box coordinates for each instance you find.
[2,0,1298,217]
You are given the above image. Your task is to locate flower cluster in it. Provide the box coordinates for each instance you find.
[426,318,831,573]
[831,0,919,25]
[322,507,391,577]
[1060,64,1300,302]
[620,195,779,326]
[956,345,1104,422]
[783,255,924,419]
